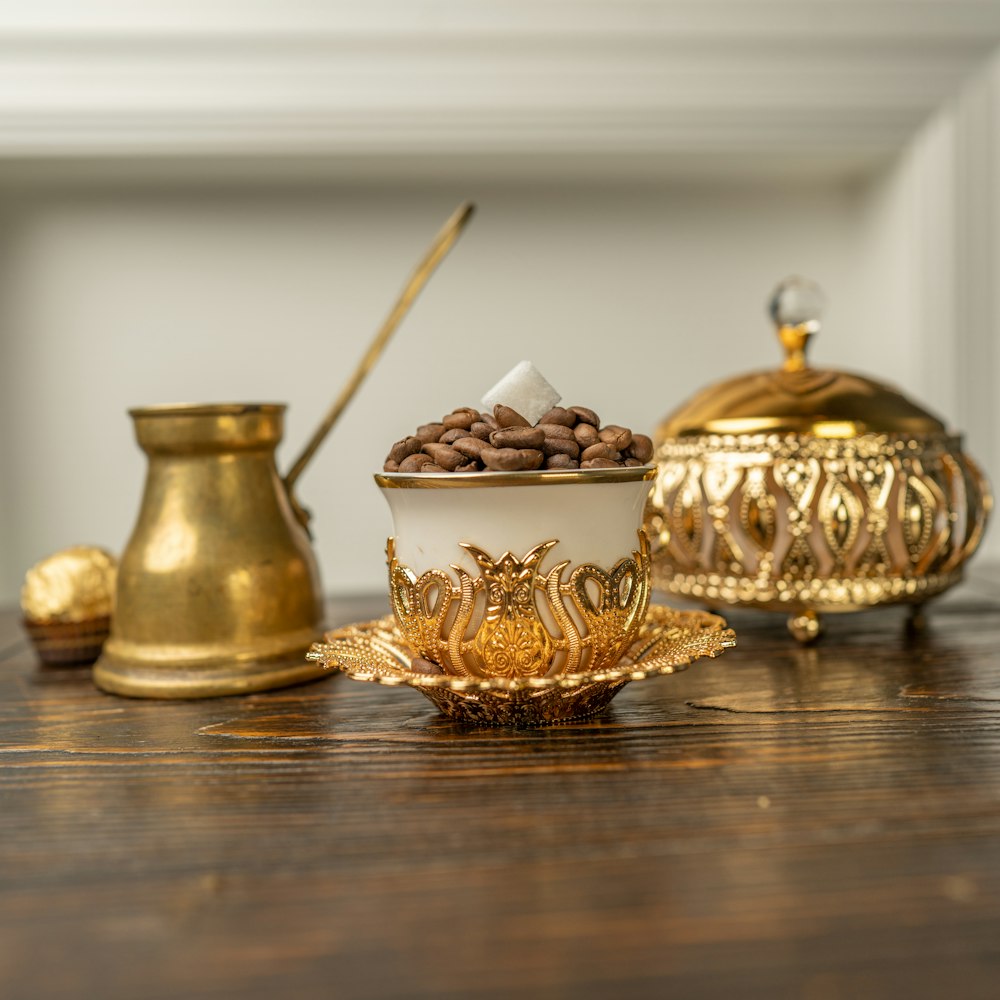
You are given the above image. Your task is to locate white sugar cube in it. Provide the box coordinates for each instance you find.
[480,361,561,426]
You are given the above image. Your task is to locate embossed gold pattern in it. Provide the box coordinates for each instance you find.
[307,605,736,726]
[647,433,992,637]
[387,532,652,679]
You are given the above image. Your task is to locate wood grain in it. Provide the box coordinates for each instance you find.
[2,584,1000,999]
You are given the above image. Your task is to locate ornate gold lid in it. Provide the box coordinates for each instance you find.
[659,277,947,439]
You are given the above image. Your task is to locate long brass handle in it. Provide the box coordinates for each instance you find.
[283,200,476,497]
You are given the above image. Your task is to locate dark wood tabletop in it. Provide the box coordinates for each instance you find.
[3,575,1000,1000]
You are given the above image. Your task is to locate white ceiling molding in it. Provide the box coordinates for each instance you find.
[0,2,999,176]
[4,1,1000,42]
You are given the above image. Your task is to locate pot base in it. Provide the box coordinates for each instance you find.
[93,645,328,699]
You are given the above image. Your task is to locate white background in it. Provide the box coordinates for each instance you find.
[2,1,999,603]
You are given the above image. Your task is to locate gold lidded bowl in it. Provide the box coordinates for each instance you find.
[308,465,736,724]
[646,277,992,642]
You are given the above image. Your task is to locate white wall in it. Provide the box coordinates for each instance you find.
[848,48,1000,565]
[1,179,894,603]
[2,3,999,608]
[953,51,1000,564]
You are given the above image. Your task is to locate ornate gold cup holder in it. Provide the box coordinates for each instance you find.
[319,467,736,724]
[307,605,735,726]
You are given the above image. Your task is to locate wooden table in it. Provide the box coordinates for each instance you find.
[3,578,1000,1000]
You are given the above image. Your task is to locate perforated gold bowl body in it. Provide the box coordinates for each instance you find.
[647,431,990,642]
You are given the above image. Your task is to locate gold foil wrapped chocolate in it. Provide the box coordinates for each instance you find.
[21,546,117,664]
[21,546,117,622]
[646,278,992,642]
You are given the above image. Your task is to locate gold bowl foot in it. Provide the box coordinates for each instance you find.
[787,610,822,644]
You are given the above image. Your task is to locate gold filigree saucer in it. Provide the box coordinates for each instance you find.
[307,605,735,726]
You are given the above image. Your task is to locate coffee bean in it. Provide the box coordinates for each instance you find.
[599,425,633,451]
[627,434,654,463]
[490,426,545,450]
[481,446,544,471]
[398,452,436,472]
[442,407,478,431]
[581,442,620,462]
[538,422,575,440]
[494,404,531,428]
[541,437,580,459]
[453,436,487,460]
[539,406,576,427]
[569,406,600,427]
[388,436,423,464]
[415,422,445,444]
[422,442,465,471]
[390,404,649,475]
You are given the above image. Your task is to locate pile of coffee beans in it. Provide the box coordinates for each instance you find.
[383,404,654,473]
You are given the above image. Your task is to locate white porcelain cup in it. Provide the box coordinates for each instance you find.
[375,467,655,679]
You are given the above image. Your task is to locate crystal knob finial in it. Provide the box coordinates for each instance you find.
[769,276,825,372]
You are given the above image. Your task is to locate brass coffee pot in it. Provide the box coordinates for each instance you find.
[94,403,325,697]
[94,203,474,698]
